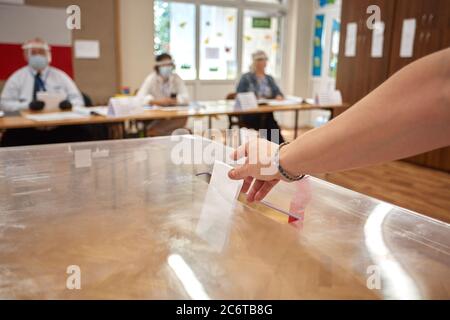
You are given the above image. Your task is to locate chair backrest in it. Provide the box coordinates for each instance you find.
[225,92,236,100]
[82,92,94,107]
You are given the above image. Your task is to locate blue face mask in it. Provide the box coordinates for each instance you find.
[29,55,49,71]
[159,66,173,78]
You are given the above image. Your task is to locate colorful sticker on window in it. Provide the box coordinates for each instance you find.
[312,14,324,77]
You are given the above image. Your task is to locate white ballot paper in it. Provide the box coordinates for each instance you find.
[400,19,416,58]
[195,160,243,252]
[36,92,66,111]
[209,160,243,201]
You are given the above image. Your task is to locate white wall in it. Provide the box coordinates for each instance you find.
[275,0,315,129]
[118,0,154,93]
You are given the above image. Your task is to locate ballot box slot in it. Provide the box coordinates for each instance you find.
[194,171,302,221]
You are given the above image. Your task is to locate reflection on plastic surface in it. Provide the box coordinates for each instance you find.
[196,164,239,252]
[74,149,92,168]
[364,203,421,299]
[0,136,448,299]
[168,254,211,300]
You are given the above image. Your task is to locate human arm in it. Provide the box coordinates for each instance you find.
[229,49,450,202]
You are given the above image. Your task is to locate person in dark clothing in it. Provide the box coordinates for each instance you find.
[236,50,285,144]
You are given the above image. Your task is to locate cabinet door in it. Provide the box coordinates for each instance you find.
[336,0,365,105]
[398,0,450,172]
[337,0,395,104]
[388,0,424,75]
[363,0,396,94]
[416,0,446,58]
[443,0,450,47]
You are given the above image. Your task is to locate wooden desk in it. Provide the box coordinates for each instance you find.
[0,101,349,139]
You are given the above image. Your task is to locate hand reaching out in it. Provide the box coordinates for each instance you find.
[228,138,282,203]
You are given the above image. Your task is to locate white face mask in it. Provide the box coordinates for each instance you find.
[159,66,173,78]
[29,55,49,71]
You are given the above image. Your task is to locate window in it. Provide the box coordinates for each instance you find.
[242,10,283,77]
[154,0,287,81]
[200,6,238,80]
[154,1,196,80]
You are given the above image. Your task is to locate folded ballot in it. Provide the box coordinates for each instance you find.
[209,160,243,201]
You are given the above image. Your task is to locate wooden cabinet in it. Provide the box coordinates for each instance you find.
[336,0,395,104]
[337,0,450,172]
[363,0,396,94]
[389,0,448,75]
[444,0,450,47]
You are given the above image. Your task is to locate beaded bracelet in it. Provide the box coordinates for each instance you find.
[273,142,305,182]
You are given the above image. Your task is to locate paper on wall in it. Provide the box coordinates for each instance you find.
[205,47,220,59]
[74,40,100,59]
[371,21,385,58]
[400,19,416,58]
[345,22,357,57]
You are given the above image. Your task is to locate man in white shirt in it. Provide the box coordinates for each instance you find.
[136,53,189,136]
[1,38,84,112]
[0,38,90,146]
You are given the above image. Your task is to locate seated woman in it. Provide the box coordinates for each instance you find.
[236,50,285,144]
[137,53,189,136]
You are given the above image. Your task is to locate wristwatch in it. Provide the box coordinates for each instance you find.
[273,142,305,182]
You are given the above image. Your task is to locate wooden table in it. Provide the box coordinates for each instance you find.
[0,101,349,139]
[0,136,448,299]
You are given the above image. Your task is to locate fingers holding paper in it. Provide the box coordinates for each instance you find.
[228,138,282,202]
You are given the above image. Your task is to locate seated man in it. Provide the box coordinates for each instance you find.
[236,50,285,144]
[136,53,189,136]
[0,38,90,146]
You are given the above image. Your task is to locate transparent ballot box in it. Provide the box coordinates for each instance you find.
[0,136,448,299]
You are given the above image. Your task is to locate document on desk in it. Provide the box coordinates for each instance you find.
[36,92,66,111]
[152,106,190,111]
[268,96,304,106]
[74,106,109,117]
[25,112,89,122]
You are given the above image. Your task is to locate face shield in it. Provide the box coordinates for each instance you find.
[22,41,52,71]
[156,59,175,78]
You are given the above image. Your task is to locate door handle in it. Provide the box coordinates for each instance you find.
[428,14,434,26]
[419,31,424,42]
[421,14,427,26]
